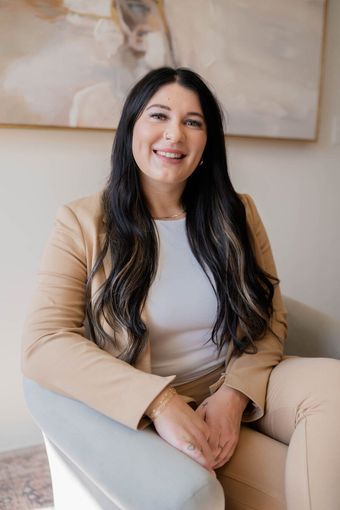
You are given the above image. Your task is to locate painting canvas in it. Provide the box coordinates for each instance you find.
[0,0,326,139]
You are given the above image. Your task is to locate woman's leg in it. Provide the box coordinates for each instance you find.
[214,356,340,510]
[254,356,340,510]
[216,425,287,510]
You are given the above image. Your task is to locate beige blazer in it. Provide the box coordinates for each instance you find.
[22,192,287,430]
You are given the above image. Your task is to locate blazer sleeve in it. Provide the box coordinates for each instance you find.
[21,204,175,430]
[221,194,287,422]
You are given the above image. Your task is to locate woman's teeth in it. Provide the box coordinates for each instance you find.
[156,150,184,159]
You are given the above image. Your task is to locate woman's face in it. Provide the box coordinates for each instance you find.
[132,83,207,189]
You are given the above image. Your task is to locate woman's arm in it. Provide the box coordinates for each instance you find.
[21,200,175,430]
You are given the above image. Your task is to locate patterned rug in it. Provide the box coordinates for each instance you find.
[0,444,54,510]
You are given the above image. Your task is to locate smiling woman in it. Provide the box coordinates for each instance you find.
[22,67,340,510]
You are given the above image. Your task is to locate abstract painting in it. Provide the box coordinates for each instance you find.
[0,0,326,139]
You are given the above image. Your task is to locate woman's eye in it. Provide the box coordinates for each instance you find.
[186,119,203,128]
[149,112,167,120]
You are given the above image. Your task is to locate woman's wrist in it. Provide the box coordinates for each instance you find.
[145,386,177,421]
[219,385,249,413]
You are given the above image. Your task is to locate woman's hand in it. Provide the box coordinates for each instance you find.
[196,386,249,469]
[151,394,215,472]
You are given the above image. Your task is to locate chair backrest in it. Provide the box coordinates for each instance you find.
[284,296,340,359]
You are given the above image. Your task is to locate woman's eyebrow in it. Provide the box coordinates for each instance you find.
[146,103,204,119]
[146,104,170,111]
[187,111,205,119]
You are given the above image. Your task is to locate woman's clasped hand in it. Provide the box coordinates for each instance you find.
[151,385,249,471]
[152,394,215,472]
[196,386,249,469]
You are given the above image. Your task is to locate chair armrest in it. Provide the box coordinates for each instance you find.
[23,378,224,510]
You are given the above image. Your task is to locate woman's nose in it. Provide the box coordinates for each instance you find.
[163,122,185,143]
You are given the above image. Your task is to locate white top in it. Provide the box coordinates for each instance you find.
[143,216,228,386]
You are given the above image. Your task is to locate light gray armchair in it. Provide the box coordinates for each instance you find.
[23,297,340,510]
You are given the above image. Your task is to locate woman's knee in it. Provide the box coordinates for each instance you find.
[257,357,340,444]
[271,356,340,399]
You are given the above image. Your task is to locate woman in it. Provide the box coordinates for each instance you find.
[22,67,340,510]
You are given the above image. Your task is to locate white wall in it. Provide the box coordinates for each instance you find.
[1,0,339,452]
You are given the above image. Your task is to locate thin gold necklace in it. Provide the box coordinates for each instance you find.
[153,209,186,220]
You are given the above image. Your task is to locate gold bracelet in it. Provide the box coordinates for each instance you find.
[147,387,177,421]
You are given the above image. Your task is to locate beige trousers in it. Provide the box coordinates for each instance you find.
[176,356,340,510]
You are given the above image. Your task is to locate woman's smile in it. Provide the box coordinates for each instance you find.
[152,148,186,163]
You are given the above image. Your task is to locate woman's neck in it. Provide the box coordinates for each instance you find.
[141,178,185,219]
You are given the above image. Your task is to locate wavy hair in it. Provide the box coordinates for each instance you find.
[86,67,278,365]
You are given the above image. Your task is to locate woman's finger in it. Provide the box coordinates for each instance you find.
[213,441,229,462]
[195,405,206,420]
[213,440,237,469]
[208,430,222,457]
[198,436,215,471]
[212,440,223,458]
[179,436,214,472]
[195,400,208,420]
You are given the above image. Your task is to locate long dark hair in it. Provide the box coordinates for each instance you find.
[86,67,278,365]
